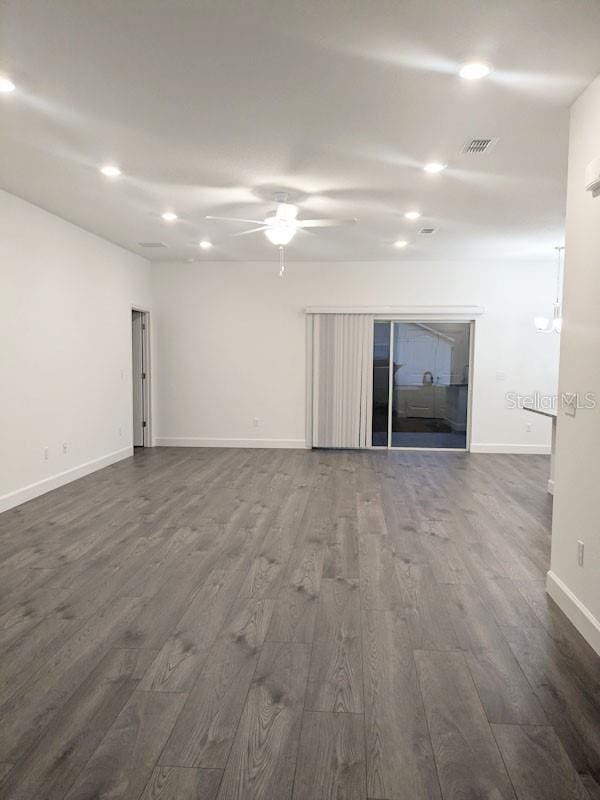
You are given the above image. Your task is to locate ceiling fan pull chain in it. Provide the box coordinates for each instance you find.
[279,246,285,277]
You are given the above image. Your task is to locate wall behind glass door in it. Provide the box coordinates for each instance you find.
[372,321,470,449]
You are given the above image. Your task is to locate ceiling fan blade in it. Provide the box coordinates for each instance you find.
[232,226,268,237]
[297,218,357,228]
[206,215,265,225]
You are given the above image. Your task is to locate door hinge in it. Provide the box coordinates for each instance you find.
[142,421,147,428]
[142,372,146,380]
[141,323,146,330]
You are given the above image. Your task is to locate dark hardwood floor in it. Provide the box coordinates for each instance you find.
[0,447,599,800]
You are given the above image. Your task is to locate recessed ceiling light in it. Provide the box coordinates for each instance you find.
[404,210,421,220]
[424,162,447,174]
[99,164,122,178]
[394,239,408,248]
[459,62,492,80]
[199,239,212,250]
[161,211,178,222]
[0,76,16,93]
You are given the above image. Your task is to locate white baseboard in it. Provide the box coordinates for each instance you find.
[546,570,600,656]
[470,443,551,454]
[155,437,309,449]
[0,446,133,514]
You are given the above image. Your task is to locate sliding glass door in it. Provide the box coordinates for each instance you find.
[372,321,471,449]
[372,321,391,446]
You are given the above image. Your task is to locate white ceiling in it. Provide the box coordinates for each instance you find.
[2,0,600,261]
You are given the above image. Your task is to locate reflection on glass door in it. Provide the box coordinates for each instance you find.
[372,321,470,449]
[372,322,390,446]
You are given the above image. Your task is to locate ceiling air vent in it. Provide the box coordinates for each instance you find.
[138,242,167,248]
[461,137,499,154]
[418,227,437,235]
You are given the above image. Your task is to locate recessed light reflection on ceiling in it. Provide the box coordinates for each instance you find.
[161,211,178,222]
[199,239,212,250]
[394,239,408,248]
[0,76,16,93]
[99,164,122,178]
[424,162,447,174]
[459,62,492,80]
[404,210,421,220]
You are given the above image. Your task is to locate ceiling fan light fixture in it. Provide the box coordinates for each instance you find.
[275,202,299,221]
[206,200,350,250]
[404,210,421,220]
[199,239,212,250]
[264,216,297,246]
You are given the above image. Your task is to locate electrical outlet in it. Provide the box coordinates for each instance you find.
[577,540,584,566]
[526,422,532,433]
[496,371,506,381]
[44,447,49,461]
[62,442,68,454]
[253,417,260,428]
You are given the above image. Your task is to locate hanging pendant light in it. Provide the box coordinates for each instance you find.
[535,246,564,333]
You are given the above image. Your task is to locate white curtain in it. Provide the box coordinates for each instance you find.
[311,313,374,448]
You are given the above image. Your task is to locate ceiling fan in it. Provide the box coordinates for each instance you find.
[206,197,356,247]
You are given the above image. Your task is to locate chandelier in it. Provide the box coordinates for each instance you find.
[534,246,564,334]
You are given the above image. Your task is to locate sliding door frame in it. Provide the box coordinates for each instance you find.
[373,317,476,453]
[305,307,482,451]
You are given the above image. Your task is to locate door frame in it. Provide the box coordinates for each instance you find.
[373,317,475,452]
[131,306,152,448]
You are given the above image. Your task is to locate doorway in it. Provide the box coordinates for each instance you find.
[372,320,472,449]
[131,309,150,448]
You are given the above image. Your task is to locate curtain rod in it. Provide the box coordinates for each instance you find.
[304,305,484,316]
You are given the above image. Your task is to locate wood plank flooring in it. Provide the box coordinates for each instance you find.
[1,447,599,800]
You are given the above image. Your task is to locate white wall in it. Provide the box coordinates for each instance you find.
[0,190,152,511]
[548,75,600,655]
[152,259,559,451]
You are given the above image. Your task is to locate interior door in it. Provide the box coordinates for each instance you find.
[132,311,144,446]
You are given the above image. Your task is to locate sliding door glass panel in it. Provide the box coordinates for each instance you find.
[391,322,470,448]
[372,321,391,446]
